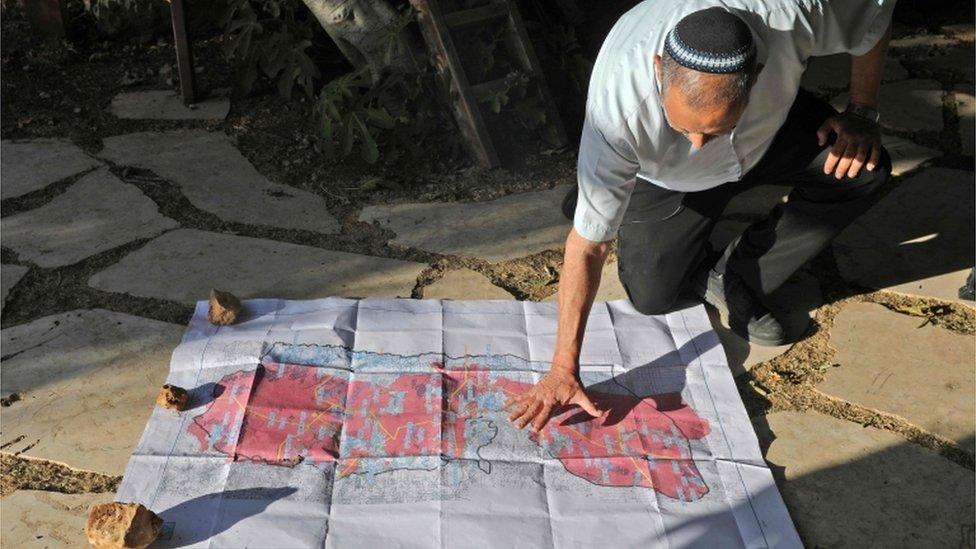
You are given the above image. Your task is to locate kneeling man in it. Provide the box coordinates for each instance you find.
[508,1,895,431]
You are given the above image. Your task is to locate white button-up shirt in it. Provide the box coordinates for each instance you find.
[574,0,895,243]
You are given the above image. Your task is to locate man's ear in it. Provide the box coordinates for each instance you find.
[654,54,663,82]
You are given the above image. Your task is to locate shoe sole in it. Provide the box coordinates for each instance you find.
[700,279,790,347]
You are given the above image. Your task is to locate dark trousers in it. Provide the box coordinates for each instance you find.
[616,89,892,315]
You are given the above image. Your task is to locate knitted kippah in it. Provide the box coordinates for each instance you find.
[664,7,756,74]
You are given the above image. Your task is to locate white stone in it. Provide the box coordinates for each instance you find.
[108,90,230,120]
[2,264,28,314]
[0,490,115,548]
[88,229,426,305]
[0,168,179,268]
[955,85,975,155]
[98,130,340,234]
[821,302,975,452]
[360,186,571,262]
[424,269,512,300]
[761,411,975,548]
[708,270,821,376]
[0,139,101,200]
[0,310,184,474]
[832,79,944,132]
[883,134,940,176]
[834,168,975,303]
[544,259,628,303]
[801,55,908,93]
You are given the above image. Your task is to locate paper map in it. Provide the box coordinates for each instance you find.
[116,298,801,548]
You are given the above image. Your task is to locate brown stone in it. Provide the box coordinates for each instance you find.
[85,502,163,549]
[155,384,189,411]
[208,288,242,325]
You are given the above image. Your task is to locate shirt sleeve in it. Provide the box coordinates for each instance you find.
[573,114,640,243]
[806,0,897,56]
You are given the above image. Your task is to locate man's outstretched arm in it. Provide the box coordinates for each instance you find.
[504,228,609,435]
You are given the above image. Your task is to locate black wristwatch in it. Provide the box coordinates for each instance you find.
[844,102,881,124]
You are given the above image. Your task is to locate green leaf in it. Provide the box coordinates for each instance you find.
[340,114,356,156]
[364,108,395,130]
[277,65,300,99]
[349,113,379,163]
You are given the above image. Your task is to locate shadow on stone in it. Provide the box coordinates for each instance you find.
[752,411,975,547]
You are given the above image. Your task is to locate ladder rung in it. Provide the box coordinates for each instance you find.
[443,2,509,28]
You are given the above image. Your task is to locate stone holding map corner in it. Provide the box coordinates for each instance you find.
[209,288,243,325]
[85,502,163,549]
[155,384,189,412]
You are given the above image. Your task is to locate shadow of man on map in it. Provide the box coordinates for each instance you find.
[557,330,719,428]
[158,486,298,547]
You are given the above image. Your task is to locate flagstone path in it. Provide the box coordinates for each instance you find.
[1,31,974,548]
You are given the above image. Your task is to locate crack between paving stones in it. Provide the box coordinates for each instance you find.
[1,236,194,329]
[0,165,101,218]
[738,273,975,471]
[0,452,121,497]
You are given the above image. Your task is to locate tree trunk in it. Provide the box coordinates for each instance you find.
[300,0,422,81]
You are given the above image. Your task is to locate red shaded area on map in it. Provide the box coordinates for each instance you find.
[190,355,711,500]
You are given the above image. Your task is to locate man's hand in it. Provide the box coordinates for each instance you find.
[817,112,883,180]
[504,359,603,436]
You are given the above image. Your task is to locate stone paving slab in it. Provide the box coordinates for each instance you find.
[0,139,101,200]
[88,229,426,305]
[360,186,571,262]
[889,33,958,49]
[544,259,628,303]
[1,264,28,315]
[0,489,114,548]
[708,270,821,376]
[832,79,944,132]
[801,54,907,94]
[0,309,184,474]
[943,24,975,43]
[98,130,340,234]
[108,90,230,120]
[883,134,940,176]
[759,411,975,548]
[955,85,975,156]
[0,168,179,268]
[926,45,975,83]
[424,269,512,300]
[834,168,975,303]
[820,302,975,452]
